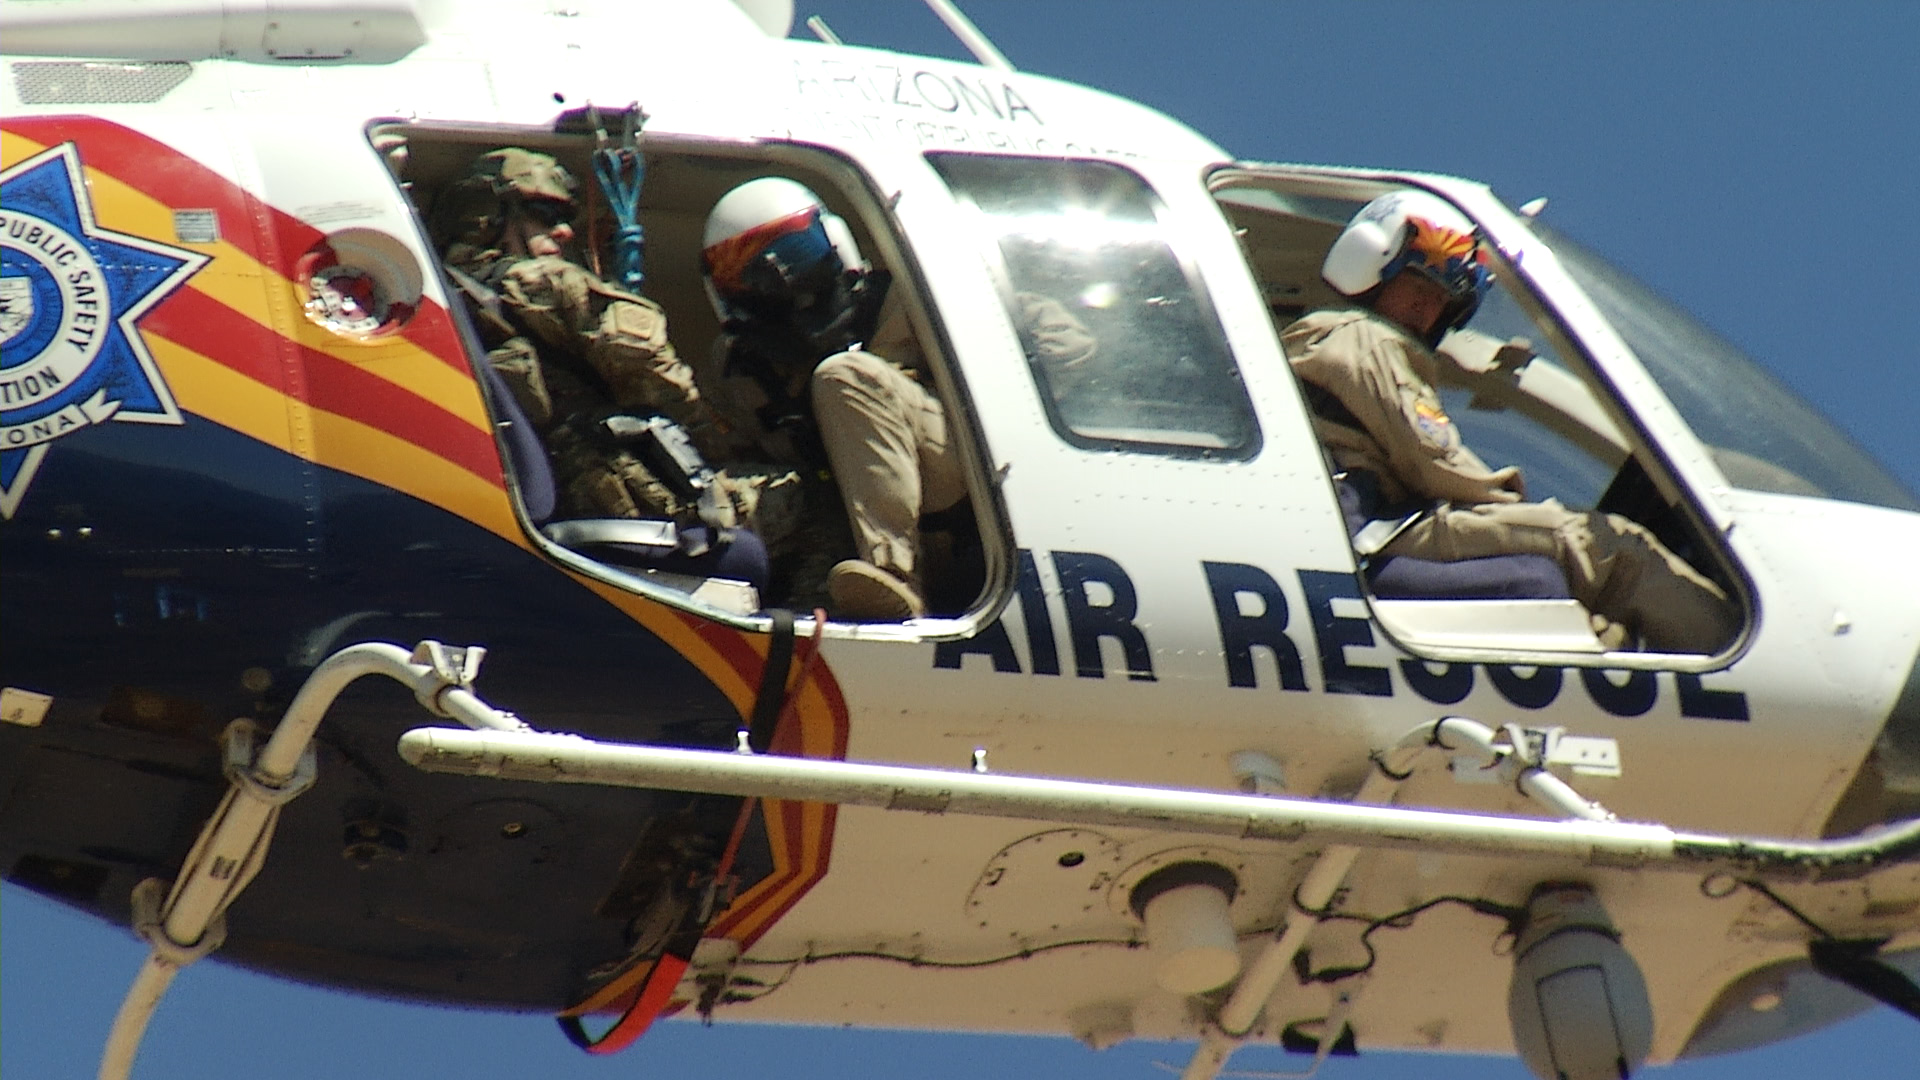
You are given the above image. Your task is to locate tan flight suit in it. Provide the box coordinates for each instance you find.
[1282,307,1738,654]
[452,245,800,543]
[697,323,965,607]
[1013,290,1100,396]
[812,349,968,589]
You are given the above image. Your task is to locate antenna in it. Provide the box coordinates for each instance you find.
[805,15,842,45]
[921,0,1013,71]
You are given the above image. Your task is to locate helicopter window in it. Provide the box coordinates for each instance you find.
[1213,174,1748,659]
[1528,221,1919,513]
[928,154,1259,459]
[1216,183,1632,510]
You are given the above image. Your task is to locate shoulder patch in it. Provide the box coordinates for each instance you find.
[1413,398,1454,444]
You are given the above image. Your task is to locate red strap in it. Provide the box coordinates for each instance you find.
[558,607,828,1056]
[557,952,691,1055]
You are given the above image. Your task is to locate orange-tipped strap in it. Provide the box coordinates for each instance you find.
[558,951,691,1055]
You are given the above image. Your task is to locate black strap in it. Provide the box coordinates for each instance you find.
[746,609,796,753]
[1810,938,1920,1020]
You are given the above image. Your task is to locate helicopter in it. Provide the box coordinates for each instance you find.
[4,2,1918,1079]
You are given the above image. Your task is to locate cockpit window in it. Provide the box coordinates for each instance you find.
[928,154,1259,459]
[1530,223,1919,513]
[1213,169,1748,661]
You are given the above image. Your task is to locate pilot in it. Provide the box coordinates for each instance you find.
[1281,190,1739,654]
[699,177,968,620]
[434,148,798,545]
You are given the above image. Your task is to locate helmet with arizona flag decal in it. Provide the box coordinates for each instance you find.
[701,177,874,352]
[1322,189,1492,337]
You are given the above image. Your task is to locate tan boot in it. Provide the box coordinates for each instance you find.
[1589,612,1636,652]
[828,560,926,621]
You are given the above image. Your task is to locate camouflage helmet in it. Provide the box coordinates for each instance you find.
[432,148,576,253]
[471,147,578,207]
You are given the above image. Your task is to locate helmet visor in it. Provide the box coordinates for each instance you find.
[704,208,846,324]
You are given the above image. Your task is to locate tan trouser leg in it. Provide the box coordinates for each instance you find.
[810,352,966,587]
[1384,499,1739,653]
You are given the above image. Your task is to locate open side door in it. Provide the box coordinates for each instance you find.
[1209,165,1753,667]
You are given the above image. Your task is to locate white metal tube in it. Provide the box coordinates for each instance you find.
[1211,845,1363,1045]
[400,726,1920,877]
[1429,715,1502,770]
[159,792,275,948]
[399,728,1678,864]
[1518,769,1615,822]
[1190,717,1619,1080]
[161,643,524,948]
[257,642,526,782]
[1426,716,1615,822]
[921,0,1013,70]
[105,640,527,1080]
[97,955,178,1080]
[804,14,842,45]
[257,642,413,780]
[1208,720,1455,1046]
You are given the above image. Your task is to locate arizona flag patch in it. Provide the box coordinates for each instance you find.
[1413,398,1455,446]
[0,142,206,518]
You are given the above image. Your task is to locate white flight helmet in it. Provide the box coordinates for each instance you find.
[1321,189,1492,335]
[701,177,868,327]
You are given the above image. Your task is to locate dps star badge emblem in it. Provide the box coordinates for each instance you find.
[1,142,207,518]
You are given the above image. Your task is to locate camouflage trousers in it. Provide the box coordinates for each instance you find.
[768,482,855,612]
[551,431,805,551]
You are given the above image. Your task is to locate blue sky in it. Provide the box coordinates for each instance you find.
[6,2,1919,1077]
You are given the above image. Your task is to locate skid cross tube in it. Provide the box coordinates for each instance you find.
[397,728,1920,881]
[101,641,530,1080]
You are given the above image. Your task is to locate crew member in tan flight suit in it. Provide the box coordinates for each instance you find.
[1281,190,1739,653]
[698,177,970,621]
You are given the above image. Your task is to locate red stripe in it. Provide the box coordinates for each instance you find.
[9,117,319,271]
[140,287,288,390]
[7,116,471,372]
[692,611,847,947]
[398,302,468,369]
[702,207,815,295]
[731,805,837,944]
[150,287,503,484]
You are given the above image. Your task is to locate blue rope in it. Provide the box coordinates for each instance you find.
[593,145,646,292]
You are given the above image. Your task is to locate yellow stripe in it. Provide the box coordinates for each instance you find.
[307,407,523,542]
[716,801,828,943]
[147,335,296,453]
[6,129,489,429]
[91,180,489,429]
[1,129,48,167]
[149,330,521,543]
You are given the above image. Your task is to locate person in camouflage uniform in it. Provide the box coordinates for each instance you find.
[434,148,800,553]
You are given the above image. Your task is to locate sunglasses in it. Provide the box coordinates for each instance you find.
[517,198,575,230]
